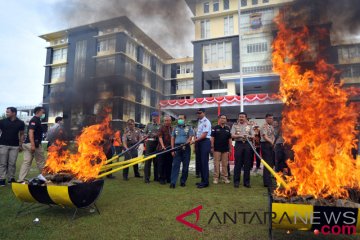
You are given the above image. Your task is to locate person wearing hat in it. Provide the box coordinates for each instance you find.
[144,111,161,183]
[194,108,212,189]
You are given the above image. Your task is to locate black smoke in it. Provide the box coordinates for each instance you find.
[54,0,194,57]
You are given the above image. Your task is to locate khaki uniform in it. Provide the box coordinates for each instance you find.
[260,122,275,187]
[230,122,254,187]
[122,127,142,178]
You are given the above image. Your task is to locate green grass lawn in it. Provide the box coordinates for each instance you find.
[0,152,358,240]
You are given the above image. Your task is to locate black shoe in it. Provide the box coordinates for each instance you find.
[123,177,129,181]
[196,175,200,178]
[0,179,5,187]
[195,182,202,186]
[170,184,175,189]
[166,180,171,183]
[135,175,142,178]
[244,184,251,188]
[180,183,186,187]
[160,180,166,185]
[106,175,116,179]
[154,178,159,182]
[8,178,16,183]
[197,183,209,189]
[145,179,150,184]
[234,183,240,188]
[264,185,269,188]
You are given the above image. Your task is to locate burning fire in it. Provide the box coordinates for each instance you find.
[272,14,359,199]
[43,115,113,182]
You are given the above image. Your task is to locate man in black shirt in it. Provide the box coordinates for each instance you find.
[18,107,46,182]
[210,114,232,184]
[0,107,25,186]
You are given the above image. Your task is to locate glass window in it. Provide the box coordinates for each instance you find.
[224,15,234,35]
[51,66,66,81]
[126,40,138,61]
[204,45,211,64]
[201,20,210,39]
[223,0,230,10]
[143,51,151,68]
[225,42,232,63]
[241,0,247,7]
[97,37,116,53]
[213,0,219,12]
[252,0,258,5]
[95,57,115,77]
[263,0,269,2]
[204,2,209,13]
[176,65,181,74]
[52,48,67,63]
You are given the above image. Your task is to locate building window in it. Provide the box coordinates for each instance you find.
[143,51,151,68]
[213,0,219,12]
[203,41,232,68]
[51,66,66,82]
[50,37,68,46]
[201,20,210,39]
[339,45,360,60]
[97,37,116,53]
[141,88,150,105]
[252,0,258,5]
[52,48,67,63]
[95,57,115,77]
[176,63,193,74]
[241,0,247,7]
[142,70,151,88]
[176,80,193,90]
[242,65,272,74]
[223,0,230,10]
[247,42,268,53]
[224,15,234,35]
[263,0,269,3]
[156,61,163,76]
[204,2,210,13]
[126,40,138,61]
[123,101,135,120]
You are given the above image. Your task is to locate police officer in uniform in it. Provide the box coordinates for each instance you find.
[260,113,275,187]
[231,112,254,188]
[144,112,161,183]
[170,114,194,188]
[122,119,142,180]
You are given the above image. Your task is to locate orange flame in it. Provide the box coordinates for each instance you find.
[272,14,359,199]
[43,115,113,182]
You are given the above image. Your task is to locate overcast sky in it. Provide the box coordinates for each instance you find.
[0,0,194,114]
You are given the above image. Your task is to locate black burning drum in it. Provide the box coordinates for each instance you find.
[12,179,104,208]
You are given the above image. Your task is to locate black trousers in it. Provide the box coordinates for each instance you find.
[195,143,201,176]
[275,143,287,172]
[144,140,159,181]
[233,142,252,186]
[158,151,173,183]
[253,147,261,169]
[261,142,274,186]
[123,147,140,177]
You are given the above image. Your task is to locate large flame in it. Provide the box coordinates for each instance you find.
[43,115,113,182]
[272,14,359,199]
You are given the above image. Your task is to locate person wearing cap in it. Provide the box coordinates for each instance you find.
[231,112,254,188]
[194,108,212,189]
[122,119,143,180]
[169,114,194,188]
[144,112,161,183]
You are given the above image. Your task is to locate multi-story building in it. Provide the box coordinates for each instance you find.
[159,0,359,120]
[40,17,178,133]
